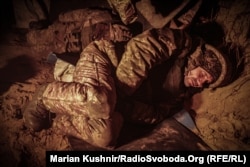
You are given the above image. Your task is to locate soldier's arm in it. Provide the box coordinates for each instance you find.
[116,28,191,96]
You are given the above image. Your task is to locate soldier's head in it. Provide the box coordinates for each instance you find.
[184,44,231,89]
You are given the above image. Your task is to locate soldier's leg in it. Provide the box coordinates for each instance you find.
[53,112,123,149]
[23,84,52,132]
[23,82,123,149]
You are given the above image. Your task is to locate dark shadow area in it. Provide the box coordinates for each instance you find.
[0,0,15,32]
[0,28,29,46]
[151,0,186,17]
[56,52,80,66]
[0,0,16,47]
[191,21,225,47]
[24,0,51,29]
[194,0,220,22]
[0,55,38,95]
[151,0,219,21]
[127,21,144,37]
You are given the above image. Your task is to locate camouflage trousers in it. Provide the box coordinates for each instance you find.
[42,40,123,149]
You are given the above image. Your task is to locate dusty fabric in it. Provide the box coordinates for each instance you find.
[26,8,114,53]
[43,40,117,118]
[53,58,75,82]
[107,0,138,25]
[41,40,121,148]
[116,28,191,96]
[47,27,194,146]
[114,28,193,125]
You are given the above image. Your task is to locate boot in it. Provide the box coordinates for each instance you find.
[23,85,52,132]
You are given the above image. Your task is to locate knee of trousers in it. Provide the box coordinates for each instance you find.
[90,112,123,149]
[86,86,117,119]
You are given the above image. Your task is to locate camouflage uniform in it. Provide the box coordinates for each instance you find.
[115,27,192,124]
[30,27,191,150]
[107,0,138,25]
[24,1,231,149]
[41,39,122,149]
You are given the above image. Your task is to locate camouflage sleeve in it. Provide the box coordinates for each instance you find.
[116,28,191,96]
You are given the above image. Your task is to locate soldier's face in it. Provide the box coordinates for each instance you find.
[184,66,214,88]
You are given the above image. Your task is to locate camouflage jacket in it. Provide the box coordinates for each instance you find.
[116,27,192,124]
[42,27,192,125]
